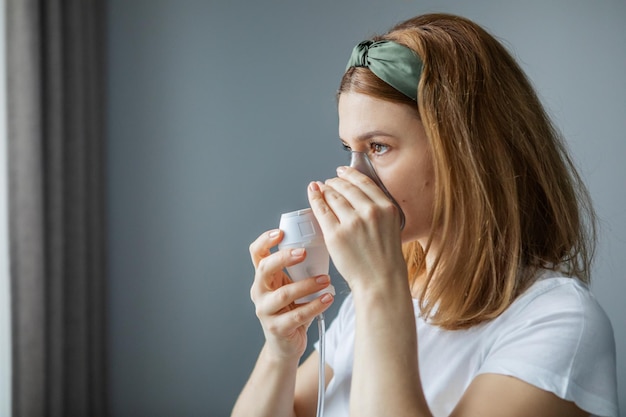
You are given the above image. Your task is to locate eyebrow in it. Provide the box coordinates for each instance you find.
[339,130,397,144]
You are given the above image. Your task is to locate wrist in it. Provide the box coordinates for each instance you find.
[349,270,411,303]
[260,342,302,369]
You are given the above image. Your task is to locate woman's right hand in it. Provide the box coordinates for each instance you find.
[249,229,334,360]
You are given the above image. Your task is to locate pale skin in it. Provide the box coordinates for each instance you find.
[231,92,589,417]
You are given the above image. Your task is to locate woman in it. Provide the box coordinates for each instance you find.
[232,13,618,417]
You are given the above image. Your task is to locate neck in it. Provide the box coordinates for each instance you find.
[407,237,440,299]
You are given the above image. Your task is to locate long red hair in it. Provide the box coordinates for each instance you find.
[339,13,596,329]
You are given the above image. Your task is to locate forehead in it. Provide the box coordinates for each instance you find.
[338,92,420,140]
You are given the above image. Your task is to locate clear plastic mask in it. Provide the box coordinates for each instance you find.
[349,151,405,230]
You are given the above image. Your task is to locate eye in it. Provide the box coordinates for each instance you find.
[370,142,390,156]
[341,142,352,152]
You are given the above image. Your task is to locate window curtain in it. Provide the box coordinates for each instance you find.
[6,0,107,416]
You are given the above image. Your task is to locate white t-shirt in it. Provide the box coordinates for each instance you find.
[315,272,619,417]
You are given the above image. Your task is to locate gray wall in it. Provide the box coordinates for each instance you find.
[107,1,626,416]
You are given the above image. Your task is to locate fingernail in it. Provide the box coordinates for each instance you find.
[316,275,329,284]
[268,229,280,238]
[309,182,320,192]
[290,248,305,257]
[336,166,347,174]
[321,293,333,303]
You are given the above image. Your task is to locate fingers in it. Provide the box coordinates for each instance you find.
[250,246,306,302]
[308,181,339,232]
[330,166,392,207]
[249,229,282,268]
[256,275,334,320]
[269,275,333,310]
[308,167,399,233]
[263,290,334,336]
[250,234,331,304]
[252,269,335,340]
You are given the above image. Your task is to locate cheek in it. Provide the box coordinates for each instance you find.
[393,167,435,239]
[388,162,432,206]
[375,149,435,235]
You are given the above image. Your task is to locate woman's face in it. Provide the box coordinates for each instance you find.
[338,92,435,245]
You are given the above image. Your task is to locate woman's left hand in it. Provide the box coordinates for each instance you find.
[307,166,407,292]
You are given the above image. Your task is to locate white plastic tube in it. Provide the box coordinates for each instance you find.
[316,314,326,417]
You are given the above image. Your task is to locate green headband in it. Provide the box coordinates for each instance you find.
[345,40,422,101]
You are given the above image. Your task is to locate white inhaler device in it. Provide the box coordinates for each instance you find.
[278,208,335,304]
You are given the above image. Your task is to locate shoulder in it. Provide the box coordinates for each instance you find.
[503,273,614,340]
[479,272,618,416]
[491,272,616,362]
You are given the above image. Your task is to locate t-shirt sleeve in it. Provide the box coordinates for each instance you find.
[477,281,619,417]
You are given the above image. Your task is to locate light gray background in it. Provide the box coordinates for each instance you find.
[107,1,626,416]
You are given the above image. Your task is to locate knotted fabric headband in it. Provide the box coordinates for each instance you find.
[345,40,423,101]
